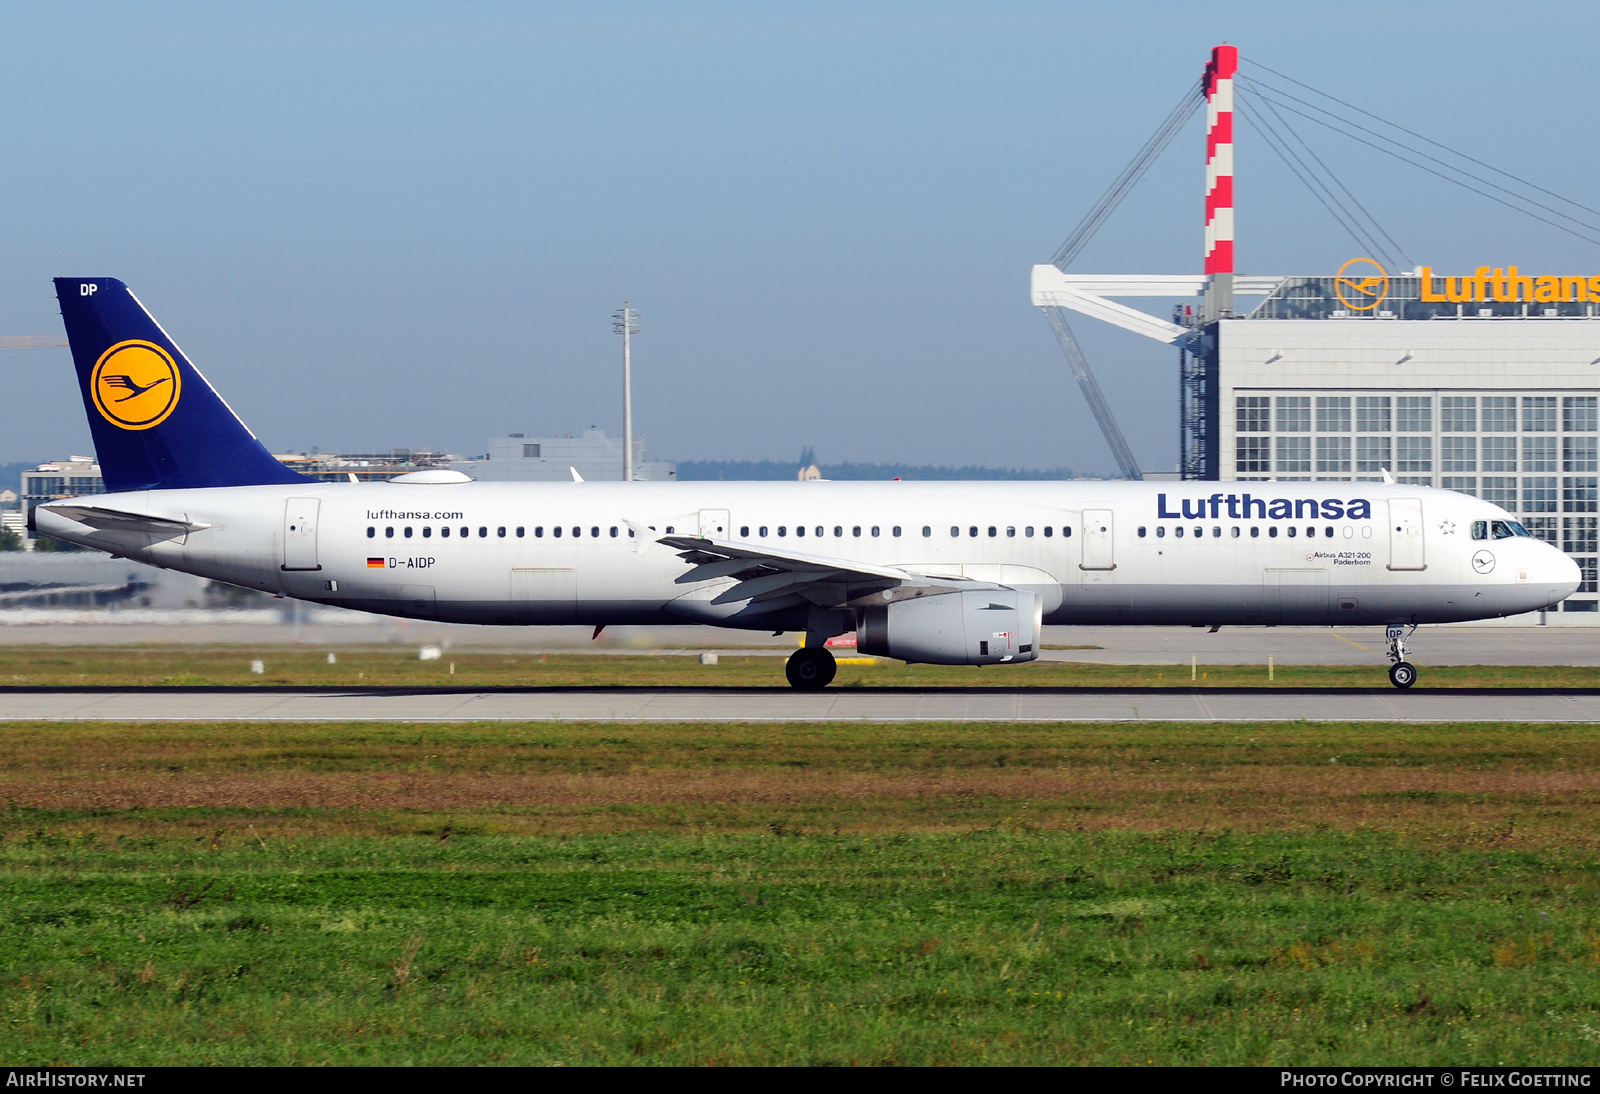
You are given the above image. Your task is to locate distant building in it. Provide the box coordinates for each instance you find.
[463,429,675,482]
[0,488,16,507]
[18,457,104,551]
[274,448,458,483]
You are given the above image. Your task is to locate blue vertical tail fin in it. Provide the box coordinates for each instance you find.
[54,278,307,492]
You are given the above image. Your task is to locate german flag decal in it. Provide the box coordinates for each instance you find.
[366,557,385,569]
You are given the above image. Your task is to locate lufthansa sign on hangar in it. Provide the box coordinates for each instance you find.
[1216,262,1600,619]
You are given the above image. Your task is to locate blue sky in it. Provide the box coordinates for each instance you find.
[1,2,1596,472]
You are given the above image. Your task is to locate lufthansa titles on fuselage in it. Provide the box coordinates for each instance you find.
[1156,492,1373,522]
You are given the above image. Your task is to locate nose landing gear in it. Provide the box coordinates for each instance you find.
[786,646,837,690]
[1385,624,1417,689]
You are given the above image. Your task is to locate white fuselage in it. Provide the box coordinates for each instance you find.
[35,479,1579,633]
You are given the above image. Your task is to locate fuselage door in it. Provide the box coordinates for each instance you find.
[282,498,322,571]
[699,509,730,538]
[1387,498,1426,571]
[1081,509,1115,570]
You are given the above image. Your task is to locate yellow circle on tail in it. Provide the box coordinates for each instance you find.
[91,340,181,430]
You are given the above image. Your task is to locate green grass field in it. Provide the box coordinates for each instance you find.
[2,718,1599,1065]
[4,646,1600,689]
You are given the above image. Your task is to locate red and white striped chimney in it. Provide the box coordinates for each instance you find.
[1203,44,1237,316]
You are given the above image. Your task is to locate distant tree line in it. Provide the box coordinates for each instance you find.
[676,460,1096,481]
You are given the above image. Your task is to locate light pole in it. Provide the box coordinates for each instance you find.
[612,303,640,481]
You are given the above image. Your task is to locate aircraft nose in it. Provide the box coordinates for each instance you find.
[1543,545,1582,605]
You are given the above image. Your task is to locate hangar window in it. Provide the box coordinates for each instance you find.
[422,527,432,538]
[1563,516,1597,553]
[1276,436,1310,473]
[1566,478,1598,512]
[1316,436,1351,474]
[1236,396,1270,433]
[1524,396,1558,432]
[1316,396,1351,432]
[1481,438,1516,472]
[1442,437,1477,472]
[1565,397,1598,433]
[1275,396,1310,432]
[1137,526,1146,538]
[1398,396,1433,432]
[1356,436,1392,474]
[404,527,413,538]
[1524,437,1558,472]
[1564,437,1598,473]
[1236,437,1270,475]
[1441,396,1476,432]
[367,527,375,538]
[1356,396,1391,433]
[1397,437,1433,473]
[1482,397,1518,433]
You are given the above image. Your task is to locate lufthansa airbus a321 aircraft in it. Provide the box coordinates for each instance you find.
[32,279,1580,689]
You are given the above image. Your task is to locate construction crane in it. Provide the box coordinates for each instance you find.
[0,335,67,349]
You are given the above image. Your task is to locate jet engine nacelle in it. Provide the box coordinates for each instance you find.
[857,589,1041,666]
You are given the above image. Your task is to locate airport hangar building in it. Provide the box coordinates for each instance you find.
[1034,263,1600,616]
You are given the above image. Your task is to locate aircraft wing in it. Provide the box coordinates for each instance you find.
[657,534,965,608]
[40,504,210,537]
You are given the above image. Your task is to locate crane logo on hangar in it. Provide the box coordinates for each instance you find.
[1334,257,1389,312]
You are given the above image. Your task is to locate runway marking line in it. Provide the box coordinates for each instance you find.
[1331,631,1371,651]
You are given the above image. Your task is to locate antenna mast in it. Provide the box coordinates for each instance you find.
[612,303,640,481]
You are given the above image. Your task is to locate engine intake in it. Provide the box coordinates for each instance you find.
[858,589,1041,666]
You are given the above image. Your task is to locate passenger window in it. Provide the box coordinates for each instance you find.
[853,526,861,537]
[610,527,619,537]
[1287,527,1297,538]
[404,527,413,538]
[1269,527,1279,538]
[893,526,902,537]
[441,527,450,538]
[1305,527,1314,538]
[554,527,562,537]
[815,527,823,537]
[665,526,674,534]
[1175,527,1185,538]
[1472,521,1487,540]
[740,526,749,537]
[499,527,507,537]
[778,526,787,537]
[1193,527,1202,538]
[1492,520,1514,539]
[1044,527,1053,538]
[759,526,768,537]
[571,527,579,537]
[479,527,488,538]
[1251,527,1259,538]
[366,527,375,538]
[1156,526,1166,538]
[923,526,932,537]
[969,526,979,537]
[988,526,997,537]
[591,527,599,538]
[1231,527,1240,538]
[460,527,468,538]
[535,527,543,537]
[950,526,959,537]
[1212,527,1220,538]
[871,526,879,537]
[422,527,432,538]
[1063,527,1072,538]
[1137,526,1146,538]
[1025,526,1034,537]
[796,526,805,537]
[834,526,843,537]
[1324,526,1333,538]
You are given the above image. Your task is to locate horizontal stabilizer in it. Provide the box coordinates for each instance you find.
[42,503,209,536]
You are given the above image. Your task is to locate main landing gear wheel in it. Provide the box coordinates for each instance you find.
[1388,661,1417,689]
[786,646,837,690]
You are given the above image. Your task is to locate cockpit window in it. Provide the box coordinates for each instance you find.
[1509,521,1532,537]
[1491,520,1516,539]
[1471,521,1488,541]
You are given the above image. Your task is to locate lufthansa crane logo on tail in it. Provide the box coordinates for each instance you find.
[1334,258,1389,312]
[91,340,181,430]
